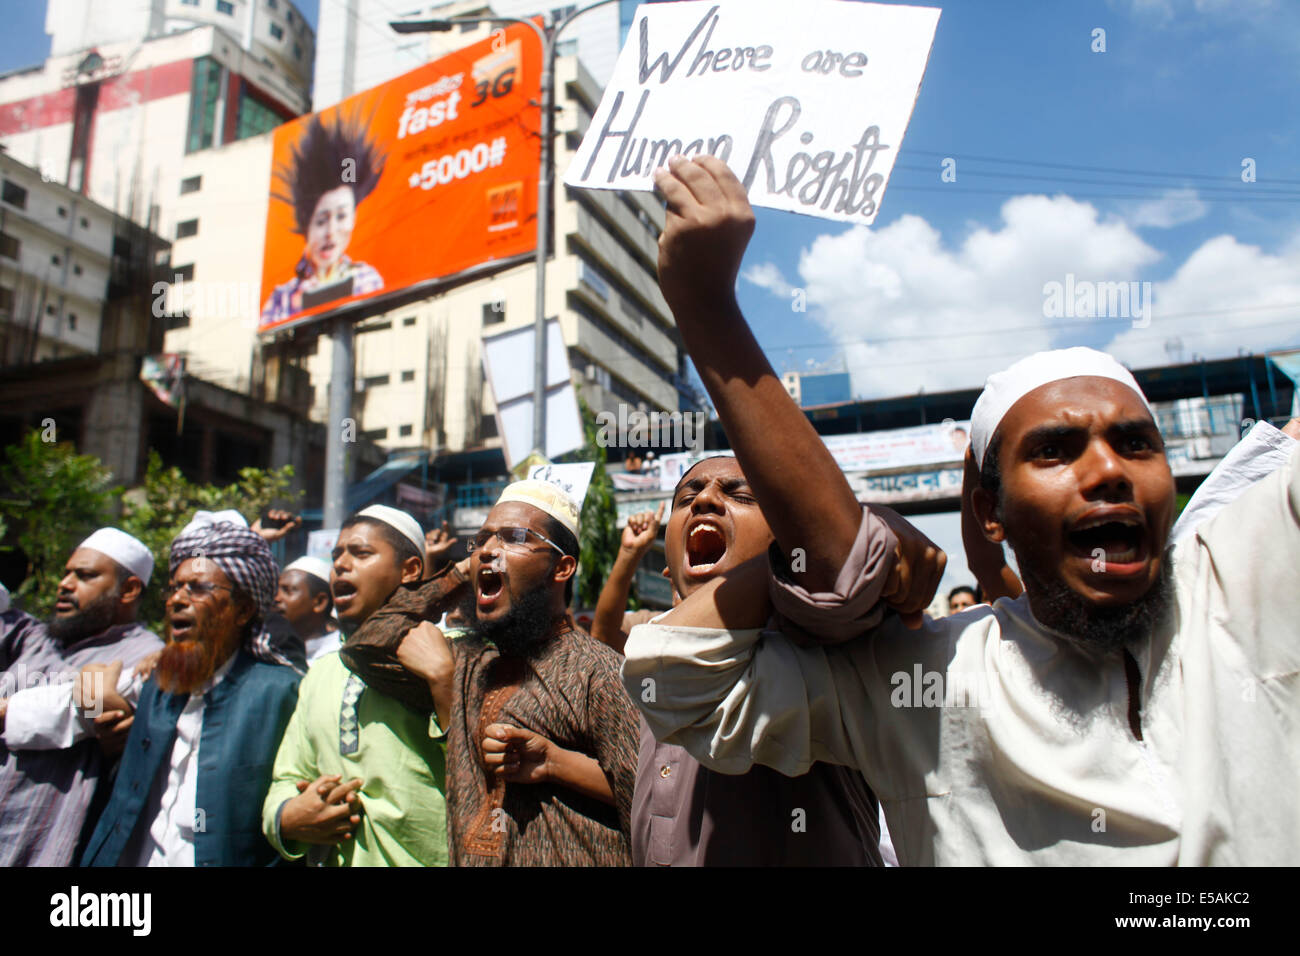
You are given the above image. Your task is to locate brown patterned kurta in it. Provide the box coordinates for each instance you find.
[446,620,638,867]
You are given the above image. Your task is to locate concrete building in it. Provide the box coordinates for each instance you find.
[0,0,314,239]
[0,149,121,364]
[313,0,629,110]
[782,369,853,408]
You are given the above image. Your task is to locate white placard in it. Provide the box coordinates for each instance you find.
[307,529,340,562]
[481,318,584,469]
[528,461,597,509]
[564,0,940,224]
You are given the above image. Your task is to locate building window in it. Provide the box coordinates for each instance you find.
[181,0,198,5]
[73,263,83,276]
[186,57,223,152]
[363,427,387,441]
[217,0,235,15]
[51,254,61,266]
[270,23,284,40]
[293,43,302,60]
[176,219,199,239]
[482,302,505,326]
[402,316,416,326]
[0,286,12,313]
[2,180,27,210]
[357,320,391,334]
[362,374,390,388]
[174,264,196,281]
[236,89,283,142]
[399,424,413,437]
[286,8,294,25]
[46,304,56,316]
[68,314,77,330]
[79,216,89,229]
[0,232,19,260]
[267,0,277,8]
[480,414,499,438]
[401,370,415,382]
[167,312,190,330]
[57,206,67,217]
[180,175,202,194]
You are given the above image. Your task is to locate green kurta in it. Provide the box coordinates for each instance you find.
[262,651,448,866]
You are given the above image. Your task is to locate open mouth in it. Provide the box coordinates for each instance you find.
[477,566,505,607]
[332,579,357,609]
[54,598,76,613]
[686,520,728,572]
[169,616,195,639]
[1067,515,1147,570]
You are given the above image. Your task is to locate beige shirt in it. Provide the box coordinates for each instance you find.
[624,444,1300,865]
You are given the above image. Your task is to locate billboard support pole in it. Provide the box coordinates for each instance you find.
[324,314,354,529]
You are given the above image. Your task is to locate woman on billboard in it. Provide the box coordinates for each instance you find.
[261,111,387,323]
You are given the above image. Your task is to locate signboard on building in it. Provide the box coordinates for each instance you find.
[258,23,541,334]
[565,0,940,224]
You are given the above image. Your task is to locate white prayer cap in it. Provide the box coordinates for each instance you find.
[180,509,248,536]
[496,479,580,538]
[284,555,332,584]
[77,527,155,585]
[970,347,1152,468]
[353,505,425,564]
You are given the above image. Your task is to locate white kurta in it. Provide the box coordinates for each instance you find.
[624,442,1300,865]
[4,668,143,751]
[131,654,236,867]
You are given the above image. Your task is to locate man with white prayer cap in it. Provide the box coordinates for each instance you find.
[275,556,337,667]
[622,156,1300,865]
[0,527,162,865]
[82,518,300,866]
[262,504,454,866]
[342,480,641,865]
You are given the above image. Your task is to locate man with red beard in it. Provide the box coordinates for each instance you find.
[346,481,640,865]
[81,519,299,866]
[0,528,161,865]
[624,155,1300,866]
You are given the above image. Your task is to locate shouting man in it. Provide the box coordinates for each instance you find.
[263,505,453,866]
[349,481,640,866]
[623,155,1300,866]
[81,519,299,866]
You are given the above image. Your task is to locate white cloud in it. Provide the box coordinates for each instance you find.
[1120,188,1208,229]
[741,261,794,297]
[760,194,1300,399]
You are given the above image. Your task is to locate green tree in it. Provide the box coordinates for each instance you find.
[0,430,120,617]
[560,396,620,608]
[119,451,300,626]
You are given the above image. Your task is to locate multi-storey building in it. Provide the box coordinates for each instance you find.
[0,0,314,240]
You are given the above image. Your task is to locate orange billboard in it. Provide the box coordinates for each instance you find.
[258,23,541,334]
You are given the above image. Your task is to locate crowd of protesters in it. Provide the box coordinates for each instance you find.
[2,156,1298,867]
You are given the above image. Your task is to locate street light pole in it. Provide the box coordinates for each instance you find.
[393,0,623,462]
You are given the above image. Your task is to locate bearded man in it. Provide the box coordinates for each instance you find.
[348,481,640,866]
[0,529,161,865]
[81,520,299,866]
[623,155,1300,866]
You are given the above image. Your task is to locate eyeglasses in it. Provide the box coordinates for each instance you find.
[469,526,565,556]
[164,581,234,602]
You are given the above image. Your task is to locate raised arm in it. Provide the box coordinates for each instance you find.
[654,156,862,593]
[591,503,664,653]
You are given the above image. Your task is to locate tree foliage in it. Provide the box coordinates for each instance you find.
[561,396,620,608]
[0,430,121,617]
[0,436,299,628]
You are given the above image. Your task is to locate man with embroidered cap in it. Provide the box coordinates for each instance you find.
[0,528,162,865]
[81,517,299,866]
[623,155,1300,865]
[346,480,640,866]
[262,504,453,866]
[275,556,338,667]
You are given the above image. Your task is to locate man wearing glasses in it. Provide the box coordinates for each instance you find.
[81,518,299,866]
[347,480,640,865]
